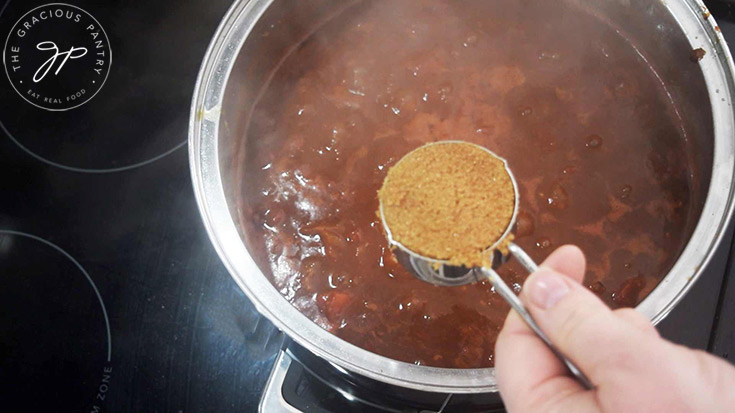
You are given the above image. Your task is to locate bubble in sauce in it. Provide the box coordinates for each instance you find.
[515,211,535,237]
[562,165,577,175]
[535,237,552,249]
[619,184,633,199]
[548,183,569,209]
[463,34,478,47]
[589,281,606,294]
[585,134,603,149]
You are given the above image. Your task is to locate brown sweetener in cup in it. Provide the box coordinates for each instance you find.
[378,141,515,268]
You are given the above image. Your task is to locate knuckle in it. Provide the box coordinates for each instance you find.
[614,308,659,337]
[592,345,636,379]
[614,307,642,320]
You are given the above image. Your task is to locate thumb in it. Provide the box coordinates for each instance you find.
[521,267,657,386]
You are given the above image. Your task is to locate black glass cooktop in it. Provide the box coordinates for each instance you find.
[1,1,735,412]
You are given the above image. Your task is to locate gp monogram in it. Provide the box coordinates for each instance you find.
[34,41,88,82]
[3,3,111,111]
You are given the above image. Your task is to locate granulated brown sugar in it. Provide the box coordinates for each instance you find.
[378,141,516,268]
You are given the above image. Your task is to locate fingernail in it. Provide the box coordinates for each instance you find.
[529,270,570,309]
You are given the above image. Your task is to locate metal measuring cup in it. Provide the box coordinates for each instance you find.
[379,141,594,390]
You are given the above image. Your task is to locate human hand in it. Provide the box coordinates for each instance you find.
[495,245,735,412]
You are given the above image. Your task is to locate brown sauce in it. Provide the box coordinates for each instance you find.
[238,0,695,368]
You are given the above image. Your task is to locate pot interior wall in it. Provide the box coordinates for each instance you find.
[217,0,714,355]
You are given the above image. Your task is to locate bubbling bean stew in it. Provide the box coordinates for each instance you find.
[238,0,697,368]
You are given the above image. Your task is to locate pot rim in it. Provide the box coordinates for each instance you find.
[189,0,735,393]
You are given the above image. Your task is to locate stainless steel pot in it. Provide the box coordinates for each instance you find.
[189,0,735,393]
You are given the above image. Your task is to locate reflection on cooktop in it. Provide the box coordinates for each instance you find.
[0,230,112,411]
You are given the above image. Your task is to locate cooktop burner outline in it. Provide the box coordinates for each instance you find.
[0,0,191,174]
[0,119,187,174]
[0,229,111,360]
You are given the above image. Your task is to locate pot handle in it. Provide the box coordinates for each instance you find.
[259,351,302,412]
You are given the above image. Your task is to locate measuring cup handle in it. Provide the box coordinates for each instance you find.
[507,243,539,273]
[482,244,595,390]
